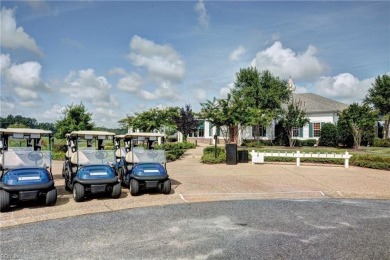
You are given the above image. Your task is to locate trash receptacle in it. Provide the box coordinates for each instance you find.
[225,144,237,165]
[238,150,249,163]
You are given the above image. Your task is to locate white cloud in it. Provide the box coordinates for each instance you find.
[61,68,119,108]
[125,35,185,102]
[117,73,144,92]
[0,54,48,101]
[129,35,185,82]
[0,53,11,74]
[14,87,39,100]
[0,8,42,55]
[251,41,325,80]
[6,61,42,88]
[314,73,374,104]
[108,67,128,76]
[194,88,207,100]
[229,45,246,61]
[40,104,65,121]
[219,83,234,98]
[195,0,210,29]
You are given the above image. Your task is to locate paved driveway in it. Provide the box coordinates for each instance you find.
[1,145,390,228]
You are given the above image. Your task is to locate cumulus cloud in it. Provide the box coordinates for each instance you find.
[7,61,42,88]
[129,35,185,82]
[117,73,144,92]
[195,0,210,29]
[251,41,325,80]
[108,67,128,76]
[219,83,234,98]
[229,45,246,61]
[194,88,207,100]
[0,53,48,101]
[61,68,119,108]
[314,73,374,103]
[0,8,42,55]
[124,35,184,101]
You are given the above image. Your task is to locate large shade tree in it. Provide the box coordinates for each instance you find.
[337,103,378,149]
[55,102,94,139]
[364,74,390,139]
[230,67,291,140]
[121,107,179,134]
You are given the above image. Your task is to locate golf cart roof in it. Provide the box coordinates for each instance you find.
[122,132,165,139]
[69,130,115,138]
[1,128,52,136]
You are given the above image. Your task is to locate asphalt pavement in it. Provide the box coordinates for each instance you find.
[1,199,389,259]
[1,144,390,259]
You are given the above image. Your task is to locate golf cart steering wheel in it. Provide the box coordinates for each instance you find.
[95,151,108,160]
[147,150,158,159]
[28,151,43,164]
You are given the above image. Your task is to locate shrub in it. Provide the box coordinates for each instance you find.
[373,138,390,147]
[350,154,390,170]
[201,146,226,164]
[319,123,338,147]
[241,140,274,147]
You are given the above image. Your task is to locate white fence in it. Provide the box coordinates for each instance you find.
[250,150,353,168]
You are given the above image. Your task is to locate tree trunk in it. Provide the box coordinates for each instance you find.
[384,118,390,139]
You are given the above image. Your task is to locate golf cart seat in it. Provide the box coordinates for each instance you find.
[115,148,126,159]
[71,151,89,165]
[125,151,141,164]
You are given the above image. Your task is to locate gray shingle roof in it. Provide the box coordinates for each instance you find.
[288,93,349,113]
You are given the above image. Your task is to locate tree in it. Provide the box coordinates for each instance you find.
[123,107,179,133]
[337,103,378,149]
[174,104,199,142]
[319,123,338,147]
[280,98,310,147]
[364,74,390,139]
[230,67,291,141]
[55,102,94,139]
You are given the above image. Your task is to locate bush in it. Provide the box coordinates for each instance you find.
[350,154,390,170]
[373,138,390,147]
[241,140,274,147]
[201,146,226,164]
[319,123,338,147]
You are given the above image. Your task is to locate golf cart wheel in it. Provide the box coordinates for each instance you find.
[45,188,57,206]
[130,179,139,196]
[111,183,121,199]
[162,179,171,195]
[73,183,85,202]
[0,190,11,212]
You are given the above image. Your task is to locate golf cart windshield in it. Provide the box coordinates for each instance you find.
[131,147,166,164]
[72,149,115,166]
[1,150,51,169]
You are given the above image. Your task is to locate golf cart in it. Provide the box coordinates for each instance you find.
[0,128,57,212]
[114,132,171,196]
[62,131,121,202]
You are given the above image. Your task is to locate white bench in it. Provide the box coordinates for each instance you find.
[250,150,353,168]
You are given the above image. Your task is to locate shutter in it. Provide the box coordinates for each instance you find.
[309,123,313,138]
[299,127,303,138]
[209,123,213,137]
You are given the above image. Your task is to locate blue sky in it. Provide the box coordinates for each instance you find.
[1,0,389,128]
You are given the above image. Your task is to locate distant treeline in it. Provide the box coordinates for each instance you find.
[0,115,125,137]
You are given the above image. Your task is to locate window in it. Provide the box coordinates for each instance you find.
[198,129,204,137]
[313,123,321,137]
[252,126,267,137]
[292,127,299,137]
